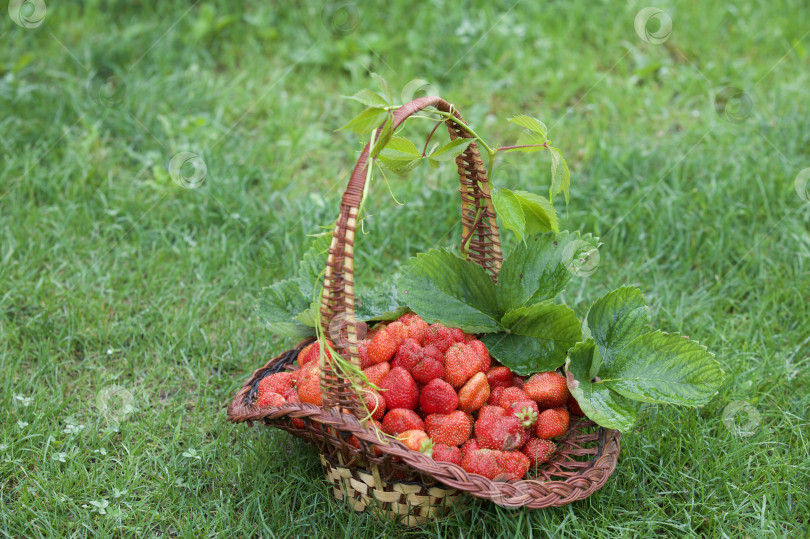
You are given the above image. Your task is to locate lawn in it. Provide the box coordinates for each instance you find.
[1,1,809,536]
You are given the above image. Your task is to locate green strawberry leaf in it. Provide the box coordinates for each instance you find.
[548,146,570,205]
[339,107,387,134]
[428,138,474,163]
[587,286,651,369]
[482,301,582,375]
[397,249,501,333]
[512,190,559,234]
[564,340,638,432]
[498,231,598,312]
[599,331,724,406]
[344,88,390,109]
[256,279,316,338]
[370,111,395,158]
[508,115,548,139]
[355,281,408,322]
[490,187,527,243]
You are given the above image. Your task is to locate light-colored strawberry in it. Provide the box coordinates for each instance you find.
[535,407,570,439]
[457,372,490,413]
[379,367,419,410]
[443,343,481,388]
[419,379,458,415]
[424,410,473,447]
[524,371,570,408]
[367,330,398,364]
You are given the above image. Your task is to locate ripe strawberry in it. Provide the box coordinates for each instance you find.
[297,341,332,368]
[460,438,480,458]
[566,394,585,417]
[461,447,502,479]
[511,375,525,390]
[487,386,505,406]
[524,371,570,408]
[382,408,424,436]
[397,429,429,452]
[495,451,531,481]
[419,379,458,415]
[508,400,540,428]
[411,355,445,384]
[255,392,285,407]
[398,313,429,343]
[358,340,372,369]
[424,324,455,353]
[368,330,398,364]
[429,443,462,465]
[458,372,490,413]
[449,327,466,343]
[486,366,513,388]
[444,343,481,388]
[522,438,556,467]
[257,372,295,400]
[283,392,305,428]
[385,321,409,347]
[296,363,322,405]
[379,367,419,410]
[499,387,532,411]
[467,340,491,372]
[475,413,526,451]
[396,312,420,325]
[425,410,473,447]
[360,388,386,421]
[362,362,390,387]
[463,332,477,342]
[535,407,570,439]
[391,338,422,372]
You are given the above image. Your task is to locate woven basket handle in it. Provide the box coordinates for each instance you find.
[318,96,502,411]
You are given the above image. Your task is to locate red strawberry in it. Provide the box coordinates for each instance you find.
[460,447,502,479]
[487,386,505,406]
[297,341,332,368]
[424,324,455,353]
[382,408,424,436]
[255,392,285,407]
[522,438,556,467]
[511,375,525,390]
[391,338,422,372]
[508,400,540,428]
[385,321,409,347]
[358,340,372,369]
[477,405,506,423]
[443,343,481,388]
[495,451,531,481]
[379,367,419,410]
[425,410,473,447]
[411,355,445,384]
[467,340,491,372]
[499,387,532,410]
[524,372,570,408]
[429,443,462,465]
[397,429,429,452]
[419,379,458,415]
[257,372,295,400]
[486,366,513,388]
[420,344,444,362]
[296,363,322,405]
[360,388,386,421]
[449,328,465,343]
[396,312,420,325]
[475,413,526,451]
[458,372,490,413]
[368,330,398,364]
[460,438,480,458]
[535,407,570,439]
[362,362,390,387]
[566,394,585,417]
[463,332,477,342]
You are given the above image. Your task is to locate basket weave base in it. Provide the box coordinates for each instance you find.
[320,454,464,526]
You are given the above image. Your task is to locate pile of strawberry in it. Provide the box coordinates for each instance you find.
[253,312,585,482]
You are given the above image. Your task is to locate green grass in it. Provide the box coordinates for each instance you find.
[1,0,809,536]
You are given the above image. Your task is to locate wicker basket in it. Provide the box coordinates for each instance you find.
[228,96,622,524]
